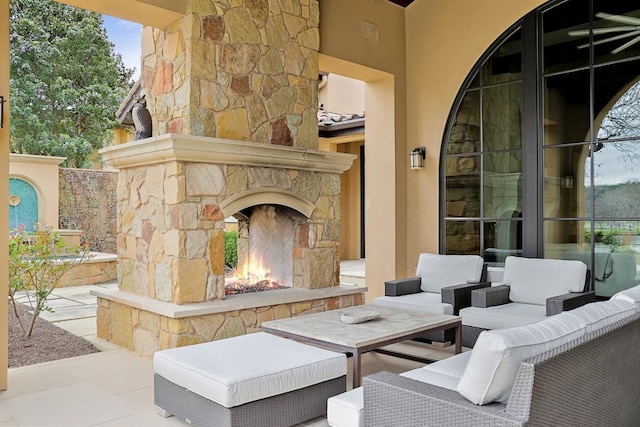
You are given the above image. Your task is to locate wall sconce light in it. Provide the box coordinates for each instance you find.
[410,147,426,170]
[560,175,574,188]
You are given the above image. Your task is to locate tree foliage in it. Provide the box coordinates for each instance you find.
[9,0,133,168]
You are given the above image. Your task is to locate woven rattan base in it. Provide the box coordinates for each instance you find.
[154,373,346,427]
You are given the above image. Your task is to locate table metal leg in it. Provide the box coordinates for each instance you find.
[352,350,362,388]
[455,324,462,354]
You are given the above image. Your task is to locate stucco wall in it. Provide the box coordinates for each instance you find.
[319,0,407,298]
[404,0,547,275]
[9,154,66,229]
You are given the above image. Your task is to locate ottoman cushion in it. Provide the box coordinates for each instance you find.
[153,332,346,408]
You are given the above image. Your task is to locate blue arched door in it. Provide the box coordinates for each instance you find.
[8,178,38,232]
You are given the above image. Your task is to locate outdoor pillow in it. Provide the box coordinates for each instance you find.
[456,311,585,405]
[416,253,484,293]
[503,256,587,305]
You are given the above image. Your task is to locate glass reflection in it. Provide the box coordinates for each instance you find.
[543,144,591,218]
[544,70,591,144]
[484,151,522,218]
[595,62,640,141]
[444,220,480,255]
[543,0,589,74]
[543,219,589,259]
[447,91,480,155]
[592,141,640,218]
[445,155,480,218]
[592,2,640,64]
[590,220,640,297]
[482,29,522,85]
[483,220,522,264]
[483,83,522,151]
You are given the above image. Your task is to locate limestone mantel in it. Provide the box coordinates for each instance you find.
[100,134,355,173]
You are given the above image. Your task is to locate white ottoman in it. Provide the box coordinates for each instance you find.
[154,332,347,427]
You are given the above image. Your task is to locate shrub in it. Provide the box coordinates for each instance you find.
[8,224,91,338]
[224,230,238,269]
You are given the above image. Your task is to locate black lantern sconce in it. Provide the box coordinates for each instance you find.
[410,147,426,170]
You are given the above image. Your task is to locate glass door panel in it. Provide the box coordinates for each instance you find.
[483,83,522,151]
[444,220,480,255]
[544,70,591,145]
[543,144,591,218]
[542,0,590,74]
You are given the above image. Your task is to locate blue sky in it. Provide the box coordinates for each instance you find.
[102,16,142,81]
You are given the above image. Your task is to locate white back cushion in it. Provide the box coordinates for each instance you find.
[503,256,587,305]
[611,284,640,311]
[457,312,585,405]
[416,253,484,293]
[565,299,636,333]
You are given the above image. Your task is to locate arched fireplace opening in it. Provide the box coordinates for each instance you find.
[225,204,306,295]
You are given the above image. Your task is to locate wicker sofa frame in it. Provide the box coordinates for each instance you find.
[363,314,640,426]
[155,373,346,427]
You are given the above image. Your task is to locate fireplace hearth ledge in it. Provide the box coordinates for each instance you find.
[91,285,367,319]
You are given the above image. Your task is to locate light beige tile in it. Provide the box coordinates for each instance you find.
[71,352,154,395]
[0,382,135,426]
[54,317,98,337]
[114,385,154,410]
[1,365,81,401]
[300,417,330,427]
[93,411,186,426]
[38,304,98,322]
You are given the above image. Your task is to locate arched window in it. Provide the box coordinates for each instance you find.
[442,0,640,297]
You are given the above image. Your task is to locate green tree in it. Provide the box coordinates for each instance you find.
[9,0,133,168]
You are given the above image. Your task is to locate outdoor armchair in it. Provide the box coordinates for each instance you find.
[373,253,489,343]
[459,256,594,347]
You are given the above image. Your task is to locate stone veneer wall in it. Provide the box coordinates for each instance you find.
[59,168,118,253]
[117,159,342,304]
[141,0,319,148]
[97,292,363,357]
[59,258,117,287]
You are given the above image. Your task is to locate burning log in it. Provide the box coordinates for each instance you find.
[225,279,289,295]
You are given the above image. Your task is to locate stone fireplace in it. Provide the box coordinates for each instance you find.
[95,134,362,355]
[92,0,365,356]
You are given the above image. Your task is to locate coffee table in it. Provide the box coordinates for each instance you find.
[261,304,461,387]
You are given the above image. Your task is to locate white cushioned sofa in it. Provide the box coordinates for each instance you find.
[459,256,595,347]
[328,285,640,427]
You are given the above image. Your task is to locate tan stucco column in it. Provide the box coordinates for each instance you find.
[0,0,10,391]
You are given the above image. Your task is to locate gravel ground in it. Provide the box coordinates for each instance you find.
[8,302,99,368]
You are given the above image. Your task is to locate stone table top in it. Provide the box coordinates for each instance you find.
[261,304,460,349]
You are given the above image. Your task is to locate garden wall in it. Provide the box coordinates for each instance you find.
[59,168,118,253]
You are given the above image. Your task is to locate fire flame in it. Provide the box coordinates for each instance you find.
[231,256,278,284]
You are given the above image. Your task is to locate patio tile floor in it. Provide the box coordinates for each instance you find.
[2,272,459,426]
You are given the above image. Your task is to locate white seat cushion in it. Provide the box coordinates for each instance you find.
[153,332,346,408]
[327,387,363,427]
[566,299,636,333]
[611,284,640,310]
[503,256,587,305]
[402,351,472,391]
[457,312,585,405]
[373,292,453,315]
[416,253,484,293]
[328,352,472,427]
[459,303,546,330]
